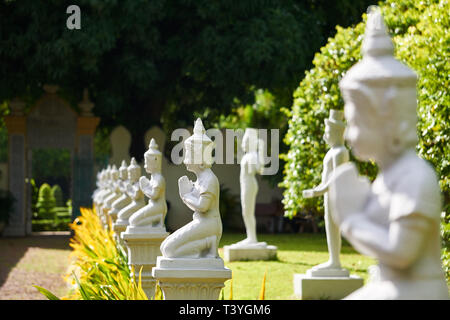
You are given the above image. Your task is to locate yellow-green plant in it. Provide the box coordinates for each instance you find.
[62,207,148,300]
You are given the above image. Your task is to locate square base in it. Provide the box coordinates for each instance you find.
[294,274,364,300]
[223,245,277,262]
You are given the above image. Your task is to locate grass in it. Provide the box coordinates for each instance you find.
[218,232,376,300]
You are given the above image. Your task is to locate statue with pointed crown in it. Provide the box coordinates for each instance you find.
[95,165,113,222]
[101,165,121,225]
[160,118,221,258]
[113,158,146,242]
[301,109,350,277]
[327,7,448,299]
[109,160,132,224]
[153,118,231,300]
[127,139,167,232]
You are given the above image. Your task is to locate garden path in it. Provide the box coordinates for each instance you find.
[0,232,71,300]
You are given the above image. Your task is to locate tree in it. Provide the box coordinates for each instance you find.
[281,0,449,220]
[0,0,374,160]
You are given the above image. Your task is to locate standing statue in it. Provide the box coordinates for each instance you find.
[234,128,265,246]
[128,139,167,231]
[328,8,448,299]
[160,118,221,258]
[302,110,349,276]
[114,158,146,234]
[109,160,132,223]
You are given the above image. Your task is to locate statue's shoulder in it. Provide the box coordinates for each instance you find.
[387,151,441,221]
[198,171,219,195]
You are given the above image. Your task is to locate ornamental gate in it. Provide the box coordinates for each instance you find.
[3,86,99,236]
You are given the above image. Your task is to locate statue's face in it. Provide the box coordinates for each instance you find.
[119,169,128,180]
[144,154,160,173]
[344,100,382,162]
[128,169,140,182]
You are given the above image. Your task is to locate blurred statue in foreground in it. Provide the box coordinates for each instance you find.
[330,8,448,299]
[302,110,350,277]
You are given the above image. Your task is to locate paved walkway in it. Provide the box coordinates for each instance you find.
[0,233,72,300]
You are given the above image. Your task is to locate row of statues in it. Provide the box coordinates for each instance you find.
[90,9,448,300]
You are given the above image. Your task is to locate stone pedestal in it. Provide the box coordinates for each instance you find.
[122,226,168,299]
[113,219,128,249]
[293,273,364,300]
[152,257,232,300]
[223,243,277,262]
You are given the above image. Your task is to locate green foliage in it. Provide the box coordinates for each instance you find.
[0,189,15,224]
[35,183,56,219]
[51,184,64,207]
[0,0,373,160]
[442,213,450,281]
[32,148,71,182]
[281,0,450,219]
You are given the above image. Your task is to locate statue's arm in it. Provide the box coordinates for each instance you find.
[303,176,330,198]
[182,192,213,213]
[340,214,431,269]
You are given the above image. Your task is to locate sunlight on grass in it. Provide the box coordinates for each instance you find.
[219,233,376,300]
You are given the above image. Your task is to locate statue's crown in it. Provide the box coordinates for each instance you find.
[340,7,416,88]
[128,157,141,174]
[145,138,162,156]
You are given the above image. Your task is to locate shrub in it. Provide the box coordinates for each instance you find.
[35,183,56,219]
[280,0,449,220]
[51,184,64,207]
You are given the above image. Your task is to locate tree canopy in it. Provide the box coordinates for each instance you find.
[0,0,374,159]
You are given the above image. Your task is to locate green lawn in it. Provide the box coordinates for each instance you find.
[218,233,376,300]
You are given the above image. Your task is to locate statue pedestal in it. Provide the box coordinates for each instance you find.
[122,227,168,299]
[293,271,363,300]
[223,243,277,262]
[113,219,128,249]
[152,257,232,300]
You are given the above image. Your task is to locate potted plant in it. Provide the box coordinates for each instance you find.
[0,189,15,236]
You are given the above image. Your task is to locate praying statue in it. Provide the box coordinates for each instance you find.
[160,118,222,258]
[109,160,132,223]
[302,110,349,276]
[128,139,167,230]
[114,158,146,228]
[328,8,448,299]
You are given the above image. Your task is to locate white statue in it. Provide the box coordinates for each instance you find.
[95,166,113,222]
[114,158,146,229]
[109,160,132,223]
[128,139,167,231]
[328,8,448,299]
[233,128,266,247]
[302,110,349,276]
[101,165,121,222]
[160,118,221,258]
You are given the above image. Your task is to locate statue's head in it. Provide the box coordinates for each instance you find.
[339,7,418,163]
[183,118,214,172]
[144,138,162,174]
[324,110,346,146]
[242,128,259,153]
[119,160,128,180]
[110,165,119,181]
[127,157,141,182]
